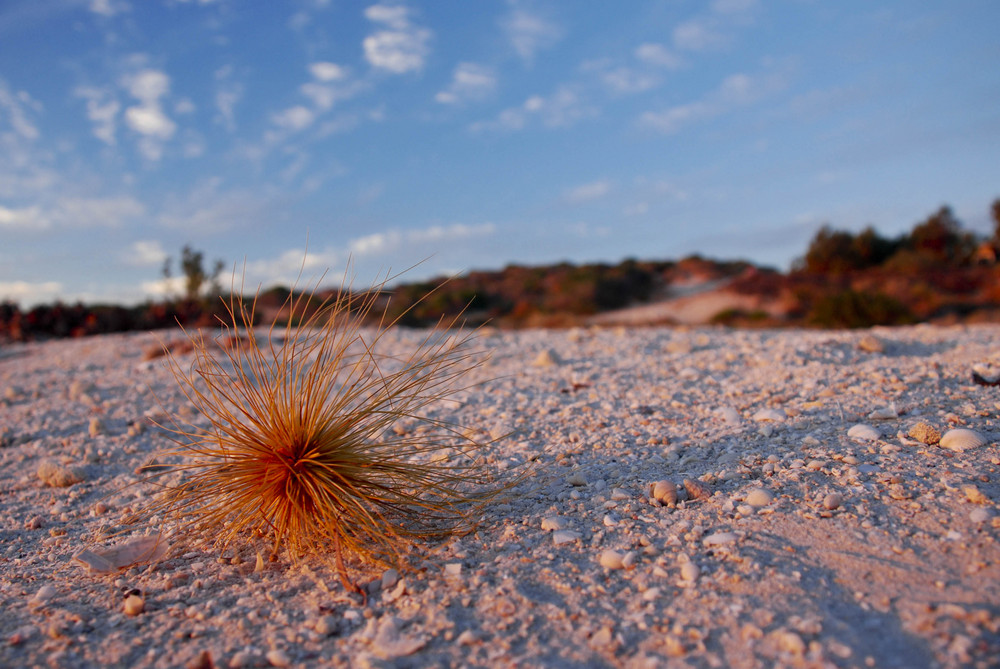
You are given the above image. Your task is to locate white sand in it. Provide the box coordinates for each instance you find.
[1,324,999,668]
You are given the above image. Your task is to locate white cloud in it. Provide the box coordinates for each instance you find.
[120,68,176,159]
[363,4,431,74]
[0,281,63,305]
[0,204,49,230]
[563,180,611,204]
[635,43,683,69]
[502,3,562,63]
[125,240,168,266]
[75,86,120,145]
[309,61,347,82]
[158,183,270,234]
[89,0,130,17]
[583,60,660,95]
[272,105,315,132]
[125,105,176,139]
[174,98,196,114]
[476,85,595,131]
[349,223,497,257]
[435,63,496,104]
[639,68,788,134]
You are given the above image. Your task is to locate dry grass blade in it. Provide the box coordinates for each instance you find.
[141,270,509,592]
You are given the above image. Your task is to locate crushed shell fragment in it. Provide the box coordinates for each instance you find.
[74,535,169,574]
[908,422,940,445]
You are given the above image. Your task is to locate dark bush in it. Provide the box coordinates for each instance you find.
[806,290,915,329]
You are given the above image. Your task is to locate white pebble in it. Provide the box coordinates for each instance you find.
[753,408,785,422]
[847,424,880,442]
[598,549,625,569]
[552,530,581,545]
[745,487,773,507]
[32,584,58,604]
[680,561,700,582]
[123,594,144,616]
[970,508,990,523]
[702,531,739,546]
[266,649,291,667]
[823,493,843,510]
[541,516,569,531]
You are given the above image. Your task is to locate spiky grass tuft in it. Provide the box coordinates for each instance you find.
[144,271,504,591]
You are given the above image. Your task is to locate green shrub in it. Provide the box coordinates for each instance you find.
[806,290,914,328]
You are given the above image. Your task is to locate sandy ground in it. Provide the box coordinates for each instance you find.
[1,324,999,668]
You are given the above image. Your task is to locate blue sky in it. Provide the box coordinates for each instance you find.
[1,0,998,307]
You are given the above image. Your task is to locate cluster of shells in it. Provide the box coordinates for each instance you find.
[848,421,990,453]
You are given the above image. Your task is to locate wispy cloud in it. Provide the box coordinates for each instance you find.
[125,240,168,266]
[214,65,242,131]
[472,85,595,132]
[502,1,563,63]
[89,0,130,18]
[0,205,48,230]
[672,0,758,52]
[0,196,144,231]
[639,69,788,134]
[435,63,497,105]
[0,80,42,141]
[363,4,431,74]
[563,179,612,204]
[349,223,497,256]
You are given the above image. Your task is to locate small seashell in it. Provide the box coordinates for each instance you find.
[857,334,885,353]
[265,650,291,668]
[123,594,144,616]
[717,406,741,426]
[939,428,988,453]
[74,535,169,574]
[88,417,105,438]
[971,364,1000,386]
[651,480,678,505]
[702,531,739,546]
[752,408,785,422]
[908,422,940,445]
[847,424,880,442]
[32,584,58,605]
[745,487,773,507]
[823,493,843,510]
[598,549,625,569]
[683,478,711,501]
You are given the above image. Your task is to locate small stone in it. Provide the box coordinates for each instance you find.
[717,406,741,426]
[266,649,291,667]
[775,629,806,655]
[315,615,338,636]
[88,417,105,438]
[752,408,785,422]
[228,651,256,668]
[567,472,587,487]
[123,594,144,616]
[32,584,58,605]
[25,515,44,530]
[456,630,478,645]
[969,508,990,523]
[541,516,569,531]
[37,460,85,487]
[552,530,582,545]
[679,561,700,582]
[745,487,773,507]
[599,549,625,569]
[589,626,614,648]
[532,349,562,367]
[444,563,463,576]
[823,493,843,510]
[963,485,989,505]
[908,422,941,445]
[381,569,399,590]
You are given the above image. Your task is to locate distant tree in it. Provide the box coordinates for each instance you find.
[991,198,1000,242]
[799,225,860,274]
[904,206,975,265]
[178,245,225,302]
